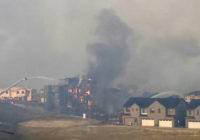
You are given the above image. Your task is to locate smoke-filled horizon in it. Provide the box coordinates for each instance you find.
[0,0,200,94]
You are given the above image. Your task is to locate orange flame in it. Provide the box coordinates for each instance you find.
[68,88,72,93]
[85,90,90,95]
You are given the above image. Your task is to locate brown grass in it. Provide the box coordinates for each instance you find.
[19,119,90,128]
[17,120,200,140]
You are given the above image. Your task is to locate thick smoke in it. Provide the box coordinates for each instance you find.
[88,9,131,88]
[121,37,200,94]
[87,9,132,114]
[1,0,200,95]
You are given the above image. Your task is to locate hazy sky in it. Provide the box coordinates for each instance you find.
[0,0,200,94]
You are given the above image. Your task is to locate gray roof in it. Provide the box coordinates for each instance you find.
[124,97,184,108]
[187,99,200,109]
[123,97,153,108]
[156,98,184,108]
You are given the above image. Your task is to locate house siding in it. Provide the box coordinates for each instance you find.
[130,104,140,117]
[186,105,200,128]
[167,108,175,116]
[122,98,187,128]
[147,101,166,126]
[193,106,200,120]
[123,104,140,125]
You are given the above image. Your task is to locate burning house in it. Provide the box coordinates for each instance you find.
[44,10,133,119]
[43,74,131,119]
[44,76,93,115]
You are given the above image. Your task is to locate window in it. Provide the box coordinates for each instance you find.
[132,108,134,112]
[6,91,8,94]
[150,108,155,113]
[141,108,147,115]
[141,108,145,113]
[17,91,19,94]
[158,108,161,113]
[22,91,25,94]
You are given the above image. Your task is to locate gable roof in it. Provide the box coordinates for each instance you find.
[123,97,154,108]
[187,99,200,109]
[124,97,184,108]
[156,98,184,108]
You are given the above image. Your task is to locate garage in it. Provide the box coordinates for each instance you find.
[142,119,154,126]
[188,122,200,129]
[159,120,173,128]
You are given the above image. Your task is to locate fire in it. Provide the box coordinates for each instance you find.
[80,96,83,102]
[68,88,72,93]
[65,77,93,109]
[85,90,90,95]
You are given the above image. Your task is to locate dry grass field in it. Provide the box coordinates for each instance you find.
[19,120,89,128]
[17,120,200,140]
[1,103,200,140]
[0,103,92,140]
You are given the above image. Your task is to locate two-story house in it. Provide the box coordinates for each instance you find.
[185,99,200,128]
[143,98,186,127]
[122,97,186,128]
[122,98,153,125]
[0,87,32,101]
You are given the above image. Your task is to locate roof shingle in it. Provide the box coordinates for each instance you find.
[123,97,184,108]
[187,99,200,109]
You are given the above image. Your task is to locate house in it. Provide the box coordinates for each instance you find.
[122,98,153,126]
[122,97,186,128]
[0,87,32,101]
[184,91,200,103]
[185,99,200,128]
[146,98,186,127]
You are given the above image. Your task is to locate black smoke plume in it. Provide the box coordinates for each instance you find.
[87,9,132,114]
